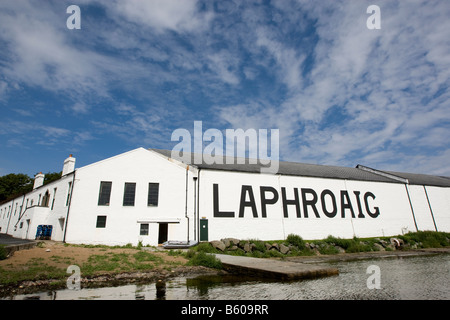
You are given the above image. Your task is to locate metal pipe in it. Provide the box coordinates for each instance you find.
[405,184,418,232]
[423,185,438,231]
[63,170,76,243]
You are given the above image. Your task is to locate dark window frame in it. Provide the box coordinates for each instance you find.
[147,182,159,206]
[123,182,136,206]
[96,215,107,228]
[98,181,112,206]
[140,223,149,236]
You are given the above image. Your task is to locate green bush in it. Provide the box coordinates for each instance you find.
[400,231,450,248]
[187,251,222,269]
[0,245,6,260]
[286,234,306,250]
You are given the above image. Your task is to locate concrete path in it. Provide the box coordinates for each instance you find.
[214,254,339,280]
[0,234,37,256]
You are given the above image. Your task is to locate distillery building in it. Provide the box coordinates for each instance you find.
[1,147,449,246]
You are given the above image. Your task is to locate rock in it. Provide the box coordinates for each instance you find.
[279,243,290,254]
[228,245,239,251]
[373,243,385,251]
[390,238,403,249]
[334,246,346,253]
[227,238,240,246]
[271,243,279,251]
[379,240,389,247]
[210,240,226,252]
[265,243,272,251]
[45,249,51,252]
[386,244,396,251]
[221,239,231,248]
[243,242,253,253]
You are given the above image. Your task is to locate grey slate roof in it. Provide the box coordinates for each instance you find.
[149,149,450,187]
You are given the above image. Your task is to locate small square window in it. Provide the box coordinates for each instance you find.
[140,223,149,236]
[96,215,107,228]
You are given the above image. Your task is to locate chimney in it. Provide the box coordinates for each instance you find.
[62,154,76,176]
[33,172,45,189]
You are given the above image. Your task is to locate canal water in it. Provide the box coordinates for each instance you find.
[5,253,450,300]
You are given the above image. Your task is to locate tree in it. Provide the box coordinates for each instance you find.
[0,173,33,202]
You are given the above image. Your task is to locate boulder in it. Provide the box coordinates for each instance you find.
[221,238,231,248]
[373,243,385,251]
[334,246,346,253]
[243,242,252,253]
[279,243,290,254]
[390,237,403,249]
[210,240,226,252]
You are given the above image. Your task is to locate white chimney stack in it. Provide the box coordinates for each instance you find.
[62,154,76,176]
[33,172,45,189]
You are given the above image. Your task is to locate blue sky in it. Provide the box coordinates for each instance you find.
[0,0,449,177]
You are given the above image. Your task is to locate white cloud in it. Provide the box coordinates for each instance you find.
[112,0,213,33]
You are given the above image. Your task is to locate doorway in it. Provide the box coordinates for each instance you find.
[200,219,208,241]
[158,223,168,244]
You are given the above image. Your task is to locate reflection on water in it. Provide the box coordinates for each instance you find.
[5,254,450,300]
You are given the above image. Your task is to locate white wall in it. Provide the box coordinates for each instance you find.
[0,174,74,241]
[64,148,197,246]
[423,186,450,232]
[199,169,426,241]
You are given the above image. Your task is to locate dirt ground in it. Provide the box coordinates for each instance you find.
[0,240,186,270]
[0,241,220,297]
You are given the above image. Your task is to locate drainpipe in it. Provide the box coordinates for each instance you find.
[63,171,76,243]
[185,166,189,243]
[196,169,201,242]
[405,184,418,232]
[423,186,438,232]
[193,176,198,241]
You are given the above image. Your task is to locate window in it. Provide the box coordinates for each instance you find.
[140,223,149,236]
[98,181,112,206]
[66,181,73,206]
[51,188,57,210]
[147,183,159,206]
[123,182,136,206]
[96,216,107,228]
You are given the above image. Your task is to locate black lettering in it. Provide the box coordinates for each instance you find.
[213,184,235,218]
[239,185,258,218]
[340,190,355,218]
[320,189,337,218]
[281,187,301,218]
[353,191,365,218]
[260,186,279,218]
[301,188,320,218]
[364,192,380,218]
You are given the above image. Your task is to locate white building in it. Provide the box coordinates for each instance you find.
[1,147,449,246]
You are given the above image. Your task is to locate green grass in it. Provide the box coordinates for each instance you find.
[192,231,450,258]
[0,245,6,260]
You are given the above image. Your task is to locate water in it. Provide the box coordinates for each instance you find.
[5,254,450,300]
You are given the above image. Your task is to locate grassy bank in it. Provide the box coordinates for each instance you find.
[187,231,450,260]
[0,242,187,287]
[0,231,449,289]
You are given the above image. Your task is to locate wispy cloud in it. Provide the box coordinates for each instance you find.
[0,0,448,176]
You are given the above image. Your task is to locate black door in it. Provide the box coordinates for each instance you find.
[158,223,168,244]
